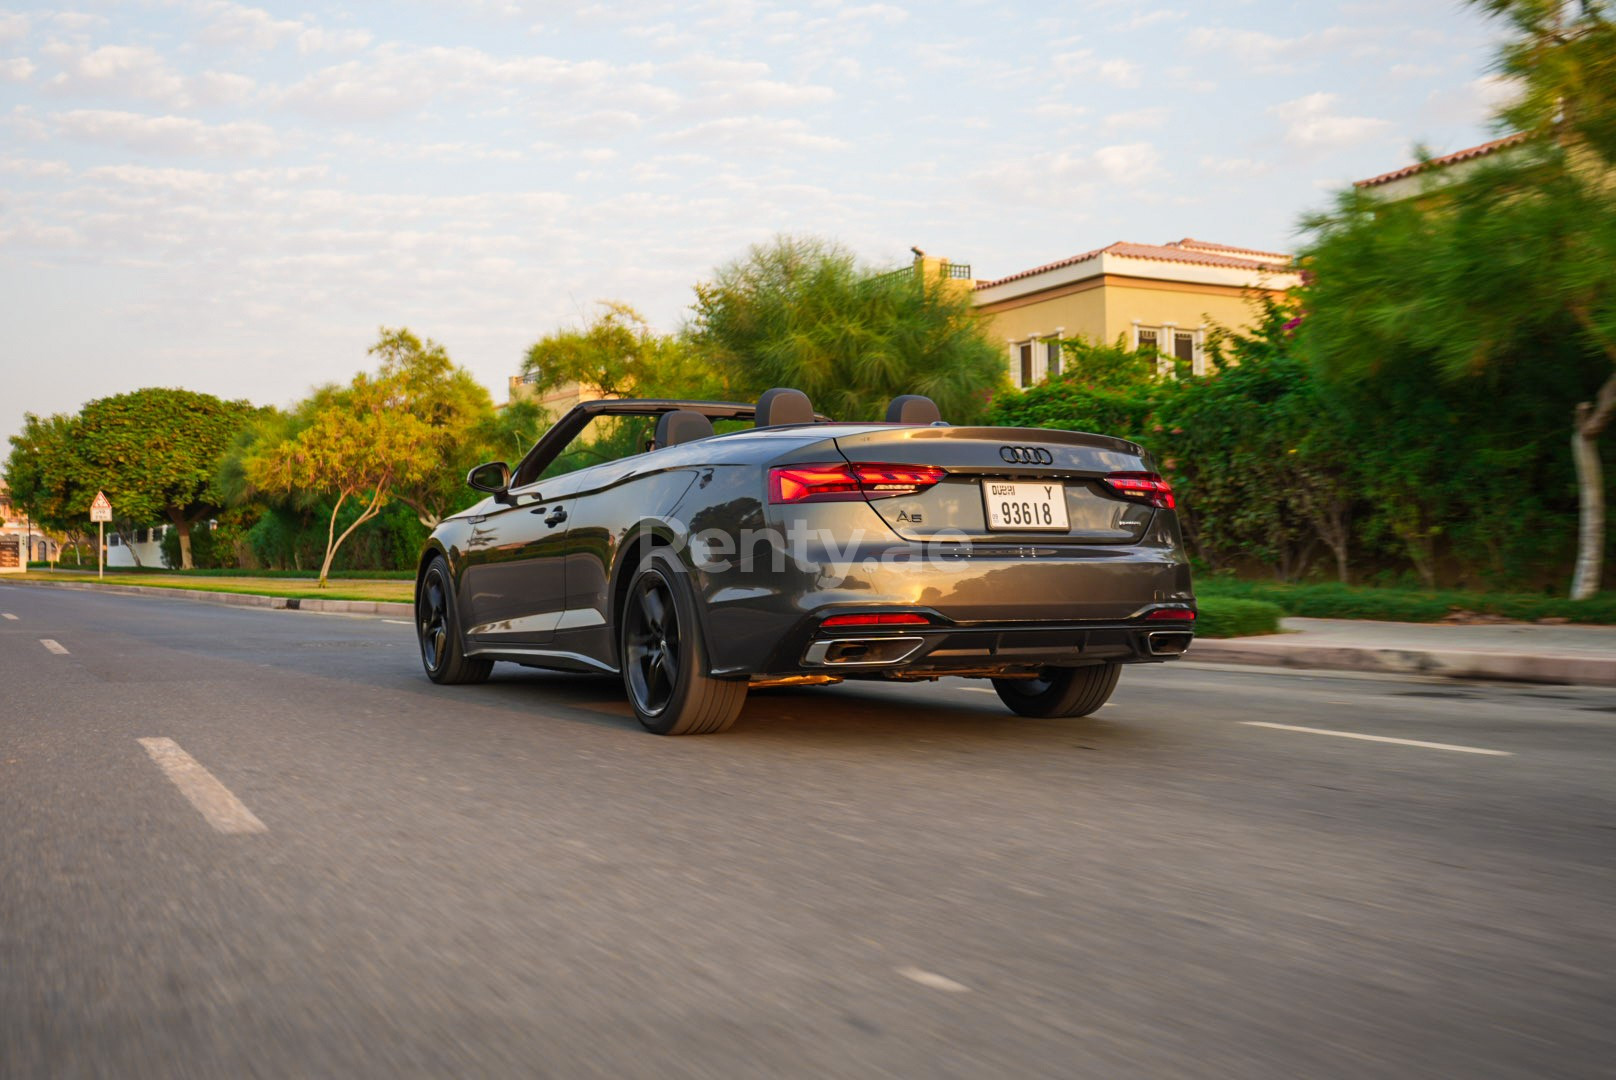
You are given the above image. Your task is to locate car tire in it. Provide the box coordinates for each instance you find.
[991,663,1120,718]
[620,548,747,735]
[417,557,493,686]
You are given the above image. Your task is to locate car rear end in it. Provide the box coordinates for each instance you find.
[695,423,1195,678]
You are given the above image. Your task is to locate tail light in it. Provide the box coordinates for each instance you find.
[1146,608,1196,621]
[1103,471,1175,509]
[820,612,932,628]
[770,462,945,504]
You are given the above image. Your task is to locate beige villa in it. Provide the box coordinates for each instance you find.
[967,239,1301,388]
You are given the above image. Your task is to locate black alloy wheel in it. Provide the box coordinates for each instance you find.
[992,663,1120,718]
[624,573,681,717]
[416,558,493,685]
[619,549,747,735]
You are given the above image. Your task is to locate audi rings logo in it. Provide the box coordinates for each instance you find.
[999,445,1053,465]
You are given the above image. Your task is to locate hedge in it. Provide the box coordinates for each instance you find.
[1196,580,1616,625]
[1194,597,1284,638]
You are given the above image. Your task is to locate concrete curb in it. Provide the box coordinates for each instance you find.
[1188,637,1616,687]
[0,577,413,618]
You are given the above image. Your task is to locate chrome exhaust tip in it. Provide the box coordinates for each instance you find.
[1146,631,1193,656]
[802,636,925,667]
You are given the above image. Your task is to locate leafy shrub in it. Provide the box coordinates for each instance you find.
[1193,597,1284,638]
[1197,579,1616,625]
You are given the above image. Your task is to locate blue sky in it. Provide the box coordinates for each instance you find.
[1,1,1510,446]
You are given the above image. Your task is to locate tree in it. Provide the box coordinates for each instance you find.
[1479,0,1616,164]
[1158,305,1357,583]
[368,328,497,529]
[986,336,1160,441]
[239,373,436,587]
[687,236,1006,422]
[4,390,257,570]
[1300,0,1616,597]
[5,412,91,562]
[522,301,723,403]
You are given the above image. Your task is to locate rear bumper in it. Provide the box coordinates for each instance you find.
[695,534,1194,676]
[776,620,1194,678]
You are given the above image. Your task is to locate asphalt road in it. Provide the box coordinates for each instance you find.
[2,584,1613,1079]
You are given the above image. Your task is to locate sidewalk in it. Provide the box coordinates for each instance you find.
[1190,617,1616,686]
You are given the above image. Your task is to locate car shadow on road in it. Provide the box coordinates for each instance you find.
[463,669,1156,751]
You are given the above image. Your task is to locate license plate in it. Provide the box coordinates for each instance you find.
[982,481,1069,530]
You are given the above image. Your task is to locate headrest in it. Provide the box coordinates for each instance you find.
[653,409,714,450]
[754,387,815,427]
[885,395,942,425]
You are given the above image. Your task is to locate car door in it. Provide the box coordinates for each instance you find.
[457,473,583,646]
[558,458,702,642]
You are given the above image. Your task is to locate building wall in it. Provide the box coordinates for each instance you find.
[508,375,599,417]
[976,280,1109,346]
[976,275,1283,383]
[106,526,168,568]
[1097,279,1267,342]
[0,481,60,570]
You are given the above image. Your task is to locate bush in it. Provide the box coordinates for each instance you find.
[1197,579,1616,625]
[1194,597,1284,638]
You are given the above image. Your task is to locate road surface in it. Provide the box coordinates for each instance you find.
[2,584,1613,1078]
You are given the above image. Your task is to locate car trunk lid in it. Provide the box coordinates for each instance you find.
[831,425,1160,544]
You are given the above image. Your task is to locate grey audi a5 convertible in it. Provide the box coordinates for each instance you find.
[415,387,1195,734]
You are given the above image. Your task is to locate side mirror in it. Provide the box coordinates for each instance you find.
[466,461,514,504]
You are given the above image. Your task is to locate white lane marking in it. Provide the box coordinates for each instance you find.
[2,613,18,620]
[382,619,412,625]
[137,738,268,834]
[39,639,68,655]
[896,966,971,993]
[1241,721,1511,756]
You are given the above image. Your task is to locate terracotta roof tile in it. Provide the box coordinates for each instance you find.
[1354,132,1531,188]
[975,240,1295,289]
[1173,238,1293,261]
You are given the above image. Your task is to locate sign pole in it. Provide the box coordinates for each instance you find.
[90,490,111,579]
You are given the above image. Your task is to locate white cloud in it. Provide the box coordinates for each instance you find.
[836,4,908,25]
[0,56,34,82]
[1270,92,1389,150]
[195,1,304,51]
[0,11,28,45]
[1095,142,1161,181]
[1101,107,1168,134]
[1199,155,1272,177]
[1422,73,1521,127]
[656,115,847,153]
[0,156,69,177]
[970,150,1099,208]
[277,46,670,123]
[54,110,281,157]
[297,27,374,54]
[42,44,189,105]
[1119,9,1185,31]
[47,11,108,33]
[1030,102,1088,121]
[1095,59,1140,88]
[1187,26,1296,71]
[191,70,256,106]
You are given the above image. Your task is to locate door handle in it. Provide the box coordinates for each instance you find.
[544,507,568,527]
